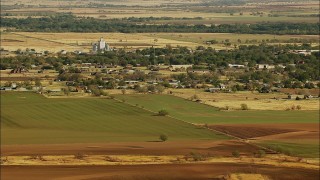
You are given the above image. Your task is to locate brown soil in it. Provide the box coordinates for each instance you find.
[209,123,319,140]
[0,77,33,81]
[1,140,259,157]
[1,163,319,180]
[256,131,319,142]
[1,39,24,42]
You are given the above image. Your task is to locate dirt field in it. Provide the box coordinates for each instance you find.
[210,123,319,140]
[1,140,259,157]
[1,163,319,180]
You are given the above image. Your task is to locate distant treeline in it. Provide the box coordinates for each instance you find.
[1,14,319,35]
[200,0,247,6]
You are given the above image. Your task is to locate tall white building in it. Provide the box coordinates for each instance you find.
[92,37,111,52]
[99,38,106,50]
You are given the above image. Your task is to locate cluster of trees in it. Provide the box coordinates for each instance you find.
[1,44,319,84]
[2,14,319,34]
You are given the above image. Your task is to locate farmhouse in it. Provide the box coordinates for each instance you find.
[206,84,227,93]
[256,64,275,70]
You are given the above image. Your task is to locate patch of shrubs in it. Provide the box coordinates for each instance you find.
[232,150,240,157]
[184,152,212,161]
[240,103,249,110]
[158,109,169,116]
[74,153,86,160]
[254,150,266,158]
[159,134,168,142]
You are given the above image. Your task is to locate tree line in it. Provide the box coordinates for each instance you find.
[1,44,319,83]
[1,14,319,34]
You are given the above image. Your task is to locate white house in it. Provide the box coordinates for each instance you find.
[256,64,275,70]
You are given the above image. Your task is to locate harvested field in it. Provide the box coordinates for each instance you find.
[3,32,319,53]
[0,32,200,52]
[144,33,320,45]
[0,77,33,81]
[1,39,24,42]
[1,163,319,180]
[170,89,320,111]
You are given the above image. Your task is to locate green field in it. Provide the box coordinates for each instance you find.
[0,92,228,145]
[259,141,320,158]
[115,94,319,124]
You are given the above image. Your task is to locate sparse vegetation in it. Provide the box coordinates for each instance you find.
[254,150,266,158]
[74,153,85,160]
[240,103,249,110]
[187,152,207,161]
[159,134,168,142]
[158,109,169,116]
[232,150,240,158]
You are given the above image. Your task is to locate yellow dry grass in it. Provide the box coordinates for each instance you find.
[1,154,318,170]
[228,174,270,180]
[144,33,320,45]
[0,32,200,52]
[170,89,319,111]
[2,32,319,53]
[1,0,202,7]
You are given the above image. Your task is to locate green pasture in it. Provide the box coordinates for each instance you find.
[258,141,320,158]
[0,92,228,145]
[115,94,319,124]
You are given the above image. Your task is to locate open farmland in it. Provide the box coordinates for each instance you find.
[115,94,319,158]
[0,92,229,145]
[1,32,319,53]
[0,32,200,52]
[115,94,319,124]
[170,89,320,111]
[2,0,319,23]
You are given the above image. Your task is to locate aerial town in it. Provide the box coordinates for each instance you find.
[1,0,319,179]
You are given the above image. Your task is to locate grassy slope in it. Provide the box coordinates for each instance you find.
[116,94,319,124]
[1,92,228,145]
[259,141,320,158]
[116,94,319,158]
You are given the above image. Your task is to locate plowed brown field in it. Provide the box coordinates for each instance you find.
[209,123,318,140]
[1,140,259,157]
